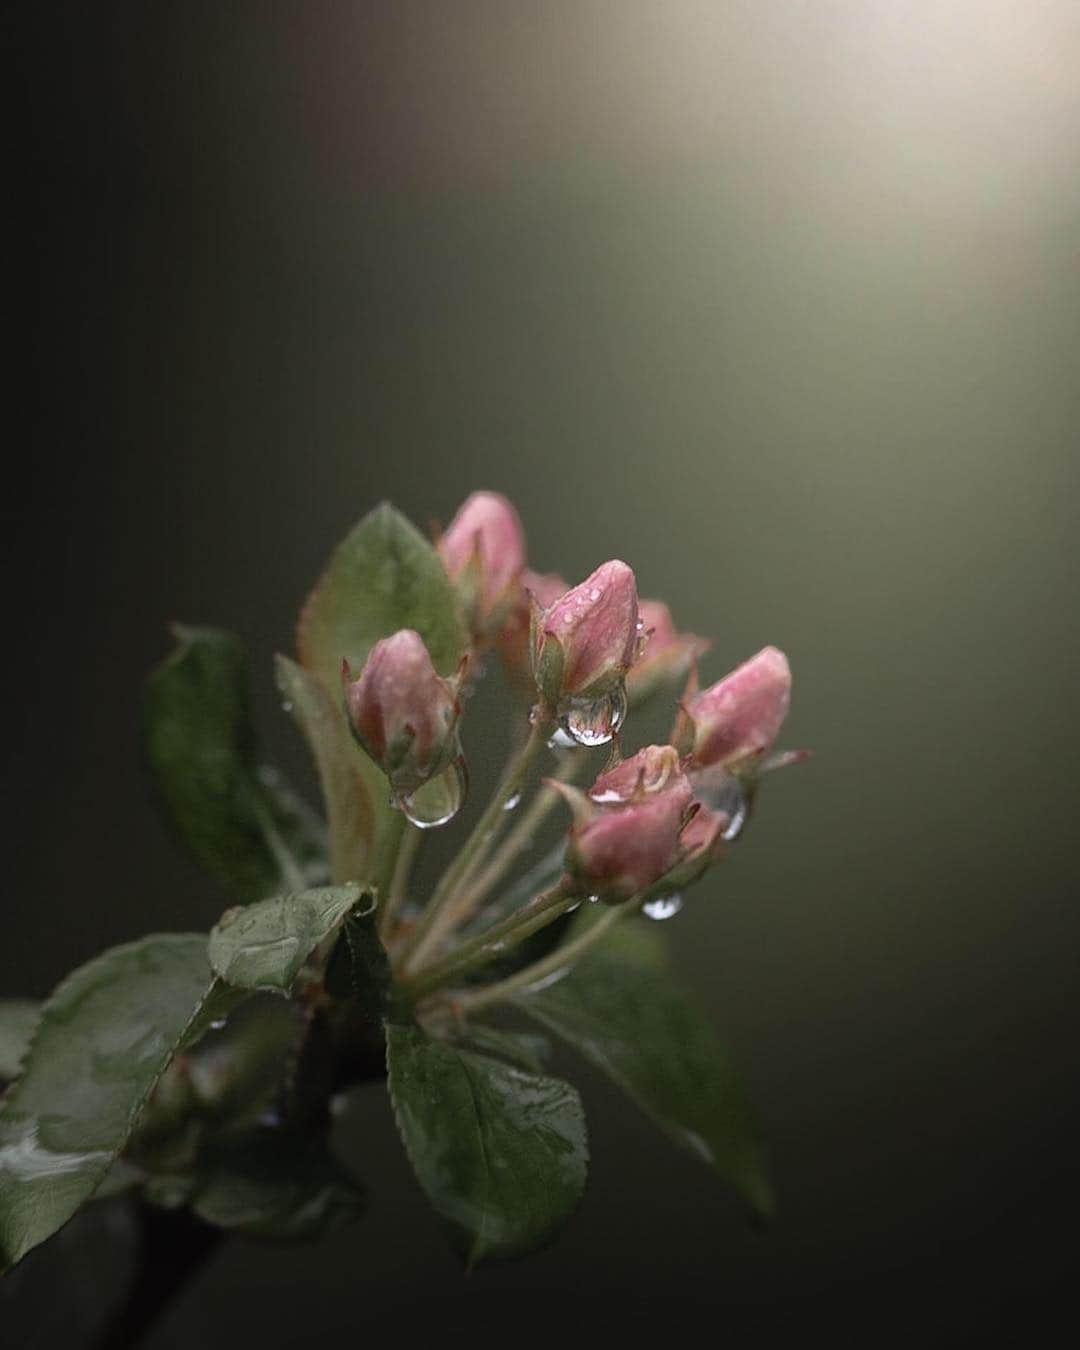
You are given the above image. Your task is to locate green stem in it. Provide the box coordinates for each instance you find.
[451,903,625,1015]
[373,811,406,902]
[379,822,423,940]
[401,876,577,999]
[453,749,584,922]
[399,716,553,974]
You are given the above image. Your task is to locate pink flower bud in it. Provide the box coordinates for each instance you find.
[565,783,693,905]
[495,569,567,686]
[343,629,462,796]
[626,600,709,705]
[651,802,729,894]
[685,646,792,770]
[587,744,685,805]
[532,560,640,714]
[438,491,527,640]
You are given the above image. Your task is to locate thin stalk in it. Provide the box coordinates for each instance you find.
[399,716,552,973]
[452,749,585,924]
[373,812,406,901]
[451,903,625,1015]
[401,876,577,999]
[379,822,423,940]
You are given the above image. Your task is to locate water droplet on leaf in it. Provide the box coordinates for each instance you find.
[503,791,521,812]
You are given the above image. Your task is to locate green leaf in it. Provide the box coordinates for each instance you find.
[208,885,367,994]
[293,503,468,879]
[0,1002,39,1083]
[276,657,376,886]
[512,922,774,1215]
[0,935,228,1271]
[324,909,392,1023]
[386,1023,587,1266]
[189,1131,366,1240]
[144,625,327,903]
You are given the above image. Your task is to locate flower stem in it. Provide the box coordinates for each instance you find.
[452,748,584,922]
[399,716,553,973]
[449,903,625,1015]
[379,822,423,940]
[400,876,577,999]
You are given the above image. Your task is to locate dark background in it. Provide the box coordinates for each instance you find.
[8,2,1080,1344]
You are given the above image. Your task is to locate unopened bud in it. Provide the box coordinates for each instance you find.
[532,560,640,744]
[555,747,694,904]
[587,744,684,805]
[680,646,791,771]
[626,600,709,706]
[565,789,692,905]
[438,491,526,642]
[496,569,567,687]
[343,629,462,799]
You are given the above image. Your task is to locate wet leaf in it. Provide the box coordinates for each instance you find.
[512,921,773,1215]
[0,1002,39,1083]
[144,625,327,902]
[208,885,366,994]
[386,1023,587,1266]
[0,935,229,1271]
[294,503,468,878]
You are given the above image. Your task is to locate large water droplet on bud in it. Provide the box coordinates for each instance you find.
[399,758,468,829]
[558,685,628,748]
[642,893,683,921]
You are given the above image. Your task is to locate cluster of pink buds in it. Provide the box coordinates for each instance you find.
[340,488,803,917]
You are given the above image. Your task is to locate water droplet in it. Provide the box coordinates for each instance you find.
[587,894,600,904]
[565,898,583,913]
[503,790,522,812]
[399,758,468,829]
[208,1018,227,1031]
[558,685,628,748]
[643,894,683,921]
[280,700,294,713]
[694,770,748,842]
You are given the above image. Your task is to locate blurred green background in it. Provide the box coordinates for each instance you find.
[9,1,1080,1343]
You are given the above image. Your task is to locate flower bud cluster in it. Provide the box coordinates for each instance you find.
[338,489,802,861]
[557,646,799,907]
